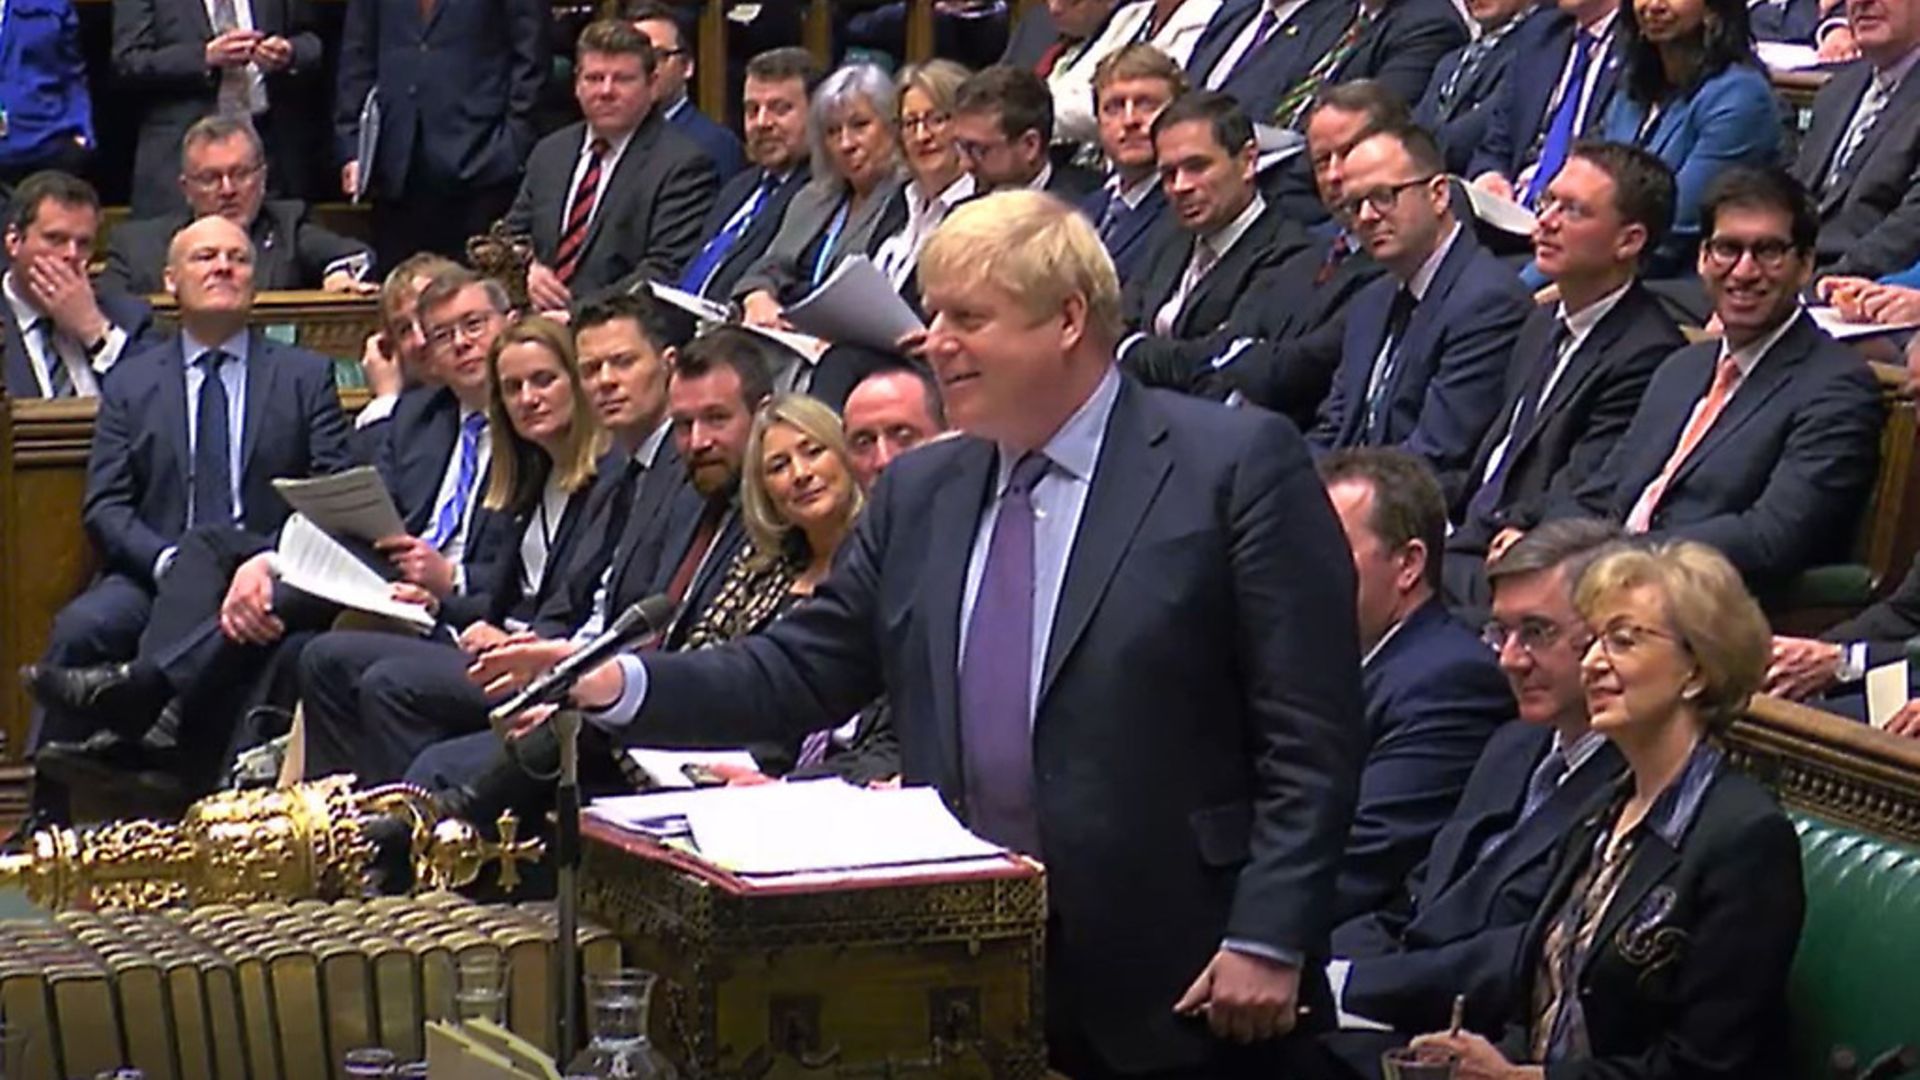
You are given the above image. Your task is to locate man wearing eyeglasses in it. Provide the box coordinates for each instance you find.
[621,1,745,183]
[101,115,373,297]
[1442,140,1685,615]
[1536,166,1884,596]
[949,64,1099,199]
[1305,122,1530,507]
[1316,518,1626,1076]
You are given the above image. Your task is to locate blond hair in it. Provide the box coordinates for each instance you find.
[1574,540,1769,733]
[918,190,1122,341]
[483,317,605,511]
[1091,42,1186,99]
[740,394,864,570]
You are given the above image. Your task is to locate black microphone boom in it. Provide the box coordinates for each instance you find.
[488,593,677,730]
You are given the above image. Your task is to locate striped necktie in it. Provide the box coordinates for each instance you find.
[554,138,610,284]
[425,413,487,550]
[35,320,72,398]
[1273,5,1377,128]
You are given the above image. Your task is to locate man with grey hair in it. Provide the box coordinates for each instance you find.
[1316,518,1627,1077]
[101,116,371,296]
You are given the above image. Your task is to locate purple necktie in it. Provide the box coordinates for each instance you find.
[959,452,1051,854]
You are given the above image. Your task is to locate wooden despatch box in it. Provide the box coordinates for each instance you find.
[580,815,1048,1079]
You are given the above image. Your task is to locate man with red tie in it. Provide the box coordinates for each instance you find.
[505,19,717,314]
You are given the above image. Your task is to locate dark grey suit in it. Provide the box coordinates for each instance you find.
[503,114,717,302]
[1792,59,1920,280]
[1120,199,1310,341]
[98,198,371,295]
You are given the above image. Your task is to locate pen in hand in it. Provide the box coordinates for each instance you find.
[1448,993,1465,1038]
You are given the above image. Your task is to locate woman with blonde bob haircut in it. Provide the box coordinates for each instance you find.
[1415,540,1803,1079]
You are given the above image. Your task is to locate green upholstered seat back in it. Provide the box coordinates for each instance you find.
[1790,814,1920,1075]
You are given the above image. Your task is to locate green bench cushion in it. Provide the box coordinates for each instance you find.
[1790,814,1920,1074]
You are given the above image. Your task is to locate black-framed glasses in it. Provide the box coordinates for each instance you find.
[1337,175,1438,220]
[1701,236,1797,271]
[1482,617,1589,658]
[183,162,264,192]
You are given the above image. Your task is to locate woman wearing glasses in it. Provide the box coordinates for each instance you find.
[1413,540,1803,1079]
[1603,0,1781,274]
[868,60,975,309]
[737,63,905,331]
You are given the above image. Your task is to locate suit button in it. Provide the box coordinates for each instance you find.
[407,85,418,97]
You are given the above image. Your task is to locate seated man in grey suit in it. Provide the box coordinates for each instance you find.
[100,115,373,296]
[1317,519,1626,1077]
[508,18,718,314]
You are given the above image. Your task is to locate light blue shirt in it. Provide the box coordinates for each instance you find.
[182,326,250,525]
[956,365,1119,724]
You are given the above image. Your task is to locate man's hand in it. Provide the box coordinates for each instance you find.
[1860,284,1920,326]
[25,255,109,345]
[251,34,294,71]
[467,637,576,698]
[525,261,572,313]
[1883,700,1920,738]
[389,581,440,615]
[1485,527,1526,566]
[341,160,361,199]
[458,620,512,656]
[741,290,790,330]
[1409,1031,1536,1080]
[1172,950,1301,1044]
[376,535,458,597]
[1766,636,1844,700]
[360,330,405,396]
[1818,24,1860,61]
[1471,172,1514,200]
[219,552,285,645]
[205,28,261,68]
[323,270,377,296]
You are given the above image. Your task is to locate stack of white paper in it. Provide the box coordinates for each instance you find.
[276,513,434,632]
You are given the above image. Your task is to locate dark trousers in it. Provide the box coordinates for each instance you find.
[32,572,156,752]
[299,630,491,785]
[1441,547,1493,624]
[372,178,516,273]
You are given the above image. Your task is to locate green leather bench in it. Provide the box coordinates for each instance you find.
[1733,697,1920,1075]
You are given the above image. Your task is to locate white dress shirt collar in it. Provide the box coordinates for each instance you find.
[1405,222,1462,301]
[1721,307,1803,381]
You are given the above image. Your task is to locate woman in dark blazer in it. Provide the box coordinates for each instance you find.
[1415,539,1803,1079]
[1603,0,1780,273]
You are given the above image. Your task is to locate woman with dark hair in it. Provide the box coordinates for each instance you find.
[1603,0,1780,272]
[1412,540,1803,1079]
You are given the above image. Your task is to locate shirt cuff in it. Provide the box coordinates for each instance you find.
[326,251,374,282]
[1220,937,1303,969]
[91,324,128,375]
[1839,641,1868,684]
[153,545,178,582]
[1325,958,1393,1031]
[585,652,649,732]
[1815,15,1848,41]
[355,393,399,430]
[1116,331,1148,364]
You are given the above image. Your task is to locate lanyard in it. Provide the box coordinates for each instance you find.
[810,197,852,288]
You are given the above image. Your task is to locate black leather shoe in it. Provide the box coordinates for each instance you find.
[35,736,187,803]
[21,662,163,731]
[0,809,61,855]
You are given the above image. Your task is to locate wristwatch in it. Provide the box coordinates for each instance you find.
[1836,641,1867,684]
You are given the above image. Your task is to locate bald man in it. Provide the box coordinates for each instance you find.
[21,214,351,826]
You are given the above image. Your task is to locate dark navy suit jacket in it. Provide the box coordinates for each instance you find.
[1413,9,1543,176]
[1551,312,1883,592]
[623,376,1367,1072]
[1465,11,1624,182]
[81,331,353,586]
[667,97,745,184]
[1308,228,1532,504]
[1793,59,1920,279]
[333,0,549,196]
[1121,200,1309,339]
[1186,0,1350,119]
[1079,181,1168,286]
[1337,598,1512,923]
[376,385,465,533]
[1331,721,1626,1035]
[441,481,596,630]
[2,289,156,399]
[685,165,810,302]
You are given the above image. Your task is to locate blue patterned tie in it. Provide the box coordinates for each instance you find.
[959,452,1051,854]
[426,412,486,550]
[678,172,779,297]
[192,349,234,527]
[1524,31,1596,208]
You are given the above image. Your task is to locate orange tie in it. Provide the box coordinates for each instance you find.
[1625,354,1743,533]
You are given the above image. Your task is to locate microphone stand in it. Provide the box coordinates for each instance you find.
[552,706,585,1066]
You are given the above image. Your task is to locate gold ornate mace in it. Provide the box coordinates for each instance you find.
[0,776,543,911]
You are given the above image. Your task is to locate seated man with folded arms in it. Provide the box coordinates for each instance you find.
[1124,80,1398,430]
[300,294,688,784]
[1115,91,1309,362]
[1316,519,1627,1078]
[1079,43,1182,285]
[1443,141,1684,614]
[2,170,156,399]
[27,267,509,801]
[508,19,717,315]
[1319,448,1511,924]
[21,215,352,817]
[100,116,372,297]
[1305,122,1532,505]
[1531,167,1885,597]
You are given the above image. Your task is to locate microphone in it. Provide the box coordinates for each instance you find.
[1860,1046,1918,1080]
[488,593,677,731]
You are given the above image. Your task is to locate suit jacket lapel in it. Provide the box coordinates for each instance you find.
[1387,233,1475,398]
[1838,65,1920,200]
[163,338,192,487]
[1666,318,1807,492]
[1581,835,1680,982]
[2,306,35,397]
[1110,190,1161,259]
[581,121,654,261]
[1144,235,1192,328]
[240,332,273,482]
[1039,379,1172,707]
[1508,292,1641,466]
[1807,66,1869,208]
[924,440,997,787]
[1341,279,1397,443]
